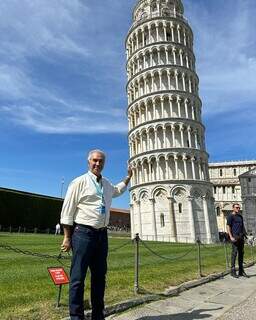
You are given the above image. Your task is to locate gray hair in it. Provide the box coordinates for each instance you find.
[87,149,106,161]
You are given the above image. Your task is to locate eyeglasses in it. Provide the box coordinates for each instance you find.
[234,207,240,209]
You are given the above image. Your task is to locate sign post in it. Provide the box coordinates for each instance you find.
[48,267,69,307]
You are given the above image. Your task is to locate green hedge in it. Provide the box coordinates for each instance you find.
[0,189,63,229]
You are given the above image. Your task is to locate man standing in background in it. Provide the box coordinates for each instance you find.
[227,203,248,278]
[60,150,132,320]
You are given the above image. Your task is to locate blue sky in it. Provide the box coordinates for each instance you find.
[0,0,255,209]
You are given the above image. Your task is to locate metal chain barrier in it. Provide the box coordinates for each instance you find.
[200,241,226,254]
[140,238,196,261]
[108,239,132,253]
[0,243,71,260]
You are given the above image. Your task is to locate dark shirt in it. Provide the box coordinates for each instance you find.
[227,213,244,236]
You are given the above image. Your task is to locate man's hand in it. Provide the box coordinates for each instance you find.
[230,236,236,242]
[127,165,133,178]
[61,236,71,252]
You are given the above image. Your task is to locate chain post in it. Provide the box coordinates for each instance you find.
[223,238,229,270]
[134,233,140,294]
[197,239,202,277]
[56,284,62,308]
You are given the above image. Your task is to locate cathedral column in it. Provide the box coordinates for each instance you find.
[161,97,164,117]
[165,48,169,64]
[174,154,179,179]
[191,156,196,180]
[185,54,189,68]
[180,124,184,147]
[164,23,167,41]
[143,54,146,69]
[177,96,181,117]
[136,200,142,237]
[163,127,167,148]
[203,196,212,243]
[130,203,135,238]
[159,71,162,90]
[171,124,176,147]
[142,29,145,47]
[167,71,171,90]
[169,95,173,116]
[172,48,177,65]
[148,25,152,43]
[150,50,153,67]
[187,126,192,147]
[149,198,157,241]
[182,73,186,91]
[183,155,188,179]
[156,158,160,180]
[136,31,139,50]
[168,196,177,242]
[179,50,183,66]
[156,23,159,42]
[189,78,192,93]
[154,128,158,149]
[185,98,189,118]
[177,25,181,43]
[188,196,196,242]
[157,48,161,65]
[175,70,179,90]
[152,73,155,92]
[171,23,174,42]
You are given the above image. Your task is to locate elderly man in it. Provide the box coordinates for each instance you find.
[60,150,132,320]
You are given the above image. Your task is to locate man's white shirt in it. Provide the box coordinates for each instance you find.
[60,171,126,229]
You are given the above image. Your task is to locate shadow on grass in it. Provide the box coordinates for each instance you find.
[137,307,223,319]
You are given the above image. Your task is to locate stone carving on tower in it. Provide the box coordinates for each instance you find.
[126,0,219,243]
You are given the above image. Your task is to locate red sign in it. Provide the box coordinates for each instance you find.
[48,267,69,285]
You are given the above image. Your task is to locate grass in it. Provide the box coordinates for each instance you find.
[0,232,253,320]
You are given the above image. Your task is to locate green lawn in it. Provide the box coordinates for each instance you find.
[0,232,253,320]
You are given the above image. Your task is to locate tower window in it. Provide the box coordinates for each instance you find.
[222,186,226,194]
[152,1,157,12]
[216,207,220,216]
[220,169,223,177]
[178,203,182,213]
[232,186,235,194]
[214,186,217,194]
[160,214,165,227]
[233,168,237,176]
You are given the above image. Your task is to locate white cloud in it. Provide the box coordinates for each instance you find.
[185,0,256,115]
[0,0,129,133]
[0,103,128,134]
[0,0,89,60]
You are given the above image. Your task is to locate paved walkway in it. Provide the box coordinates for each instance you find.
[107,265,256,320]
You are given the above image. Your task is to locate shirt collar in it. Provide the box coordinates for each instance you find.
[88,171,102,183]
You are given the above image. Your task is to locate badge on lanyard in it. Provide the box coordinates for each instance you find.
[89,173,106,215]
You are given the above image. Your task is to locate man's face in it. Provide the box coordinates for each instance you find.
[88,152,105,176]
[233,205,241,214]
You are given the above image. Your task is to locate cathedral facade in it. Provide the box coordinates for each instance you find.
[126,0,219,243]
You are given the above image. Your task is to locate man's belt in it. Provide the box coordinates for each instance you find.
[75,223,107,232]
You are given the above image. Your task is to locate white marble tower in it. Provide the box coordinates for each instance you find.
[126,0,219,243]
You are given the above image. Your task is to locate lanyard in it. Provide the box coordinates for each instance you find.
[89,173,104,199]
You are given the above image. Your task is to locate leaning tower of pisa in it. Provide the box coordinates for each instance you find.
[126,0,219,243]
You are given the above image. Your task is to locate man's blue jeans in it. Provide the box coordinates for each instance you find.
[69,224,108,320]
